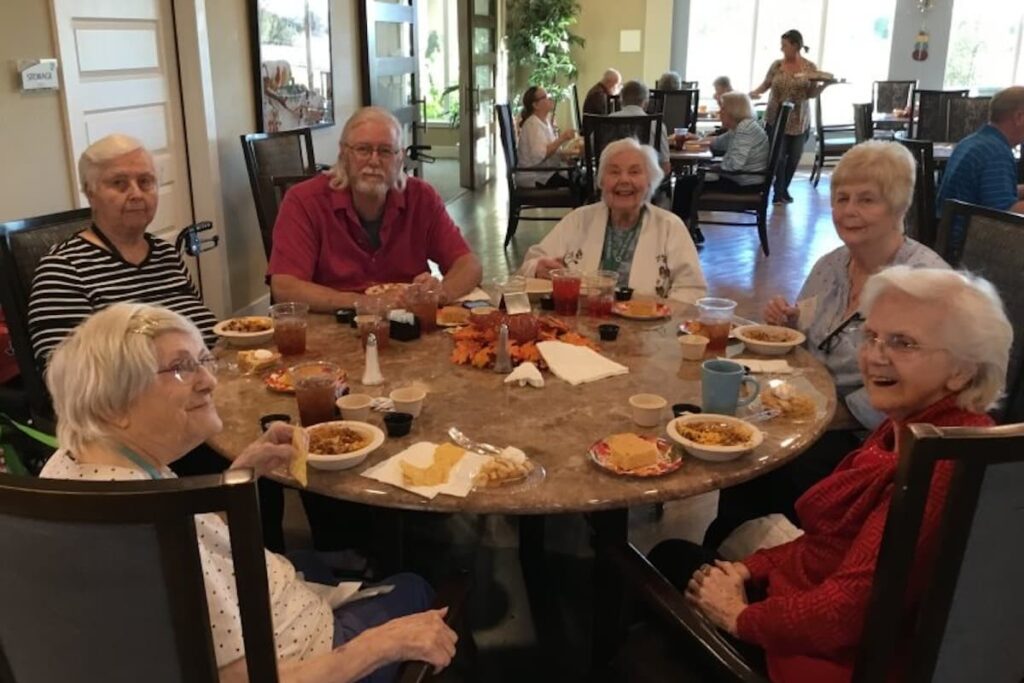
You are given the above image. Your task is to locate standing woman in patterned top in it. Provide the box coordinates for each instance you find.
[749,29,825,205]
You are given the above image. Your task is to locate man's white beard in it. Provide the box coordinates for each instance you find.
[353,176,389,198]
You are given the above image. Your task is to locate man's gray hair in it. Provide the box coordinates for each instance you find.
[620,80,649,108]
[46,303,206,454]
[719,92,754,121]
[713,75,732,90]
[989,86,1024,124]
[328,105,408,191]
[602,68,622,86]
[860,266,1013,413]
[78,134,153,194]
[597,138,665,203]
[657,71,682,92]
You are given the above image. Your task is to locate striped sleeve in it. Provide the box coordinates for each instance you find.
[28,247,95,365]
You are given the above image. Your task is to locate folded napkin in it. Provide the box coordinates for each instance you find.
[537,341,629,386]
[456,287,491,302]
[360,441,490,499]
[504,361,544,388]
[726,357,793,374]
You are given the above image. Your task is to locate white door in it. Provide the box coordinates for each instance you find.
[51,0,193,247]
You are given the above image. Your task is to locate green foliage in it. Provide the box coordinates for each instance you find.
[506,0,584,104]
[259,11,301,46]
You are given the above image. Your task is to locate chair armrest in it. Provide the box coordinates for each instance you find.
[314,163,331,172]
[395,573,472,683]
[512,165,578,173]
[604,542,770,683]
[715,169,767,181]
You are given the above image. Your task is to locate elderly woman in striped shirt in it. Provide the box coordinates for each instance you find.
[27,133,217,367]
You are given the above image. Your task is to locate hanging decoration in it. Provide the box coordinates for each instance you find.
[912,0,936,61]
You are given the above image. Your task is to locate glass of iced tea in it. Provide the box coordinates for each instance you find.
[581,270,617,318]
[696,297,737,353]
[550,268,582,316]
[269,302,309,355]
[291,361,342,426]
[355,297,390,350]
[405,281,440,333]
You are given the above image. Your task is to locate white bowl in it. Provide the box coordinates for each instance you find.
[213,317,274,348]
[306,421,385,470]
[666,413,763,462]
[733,324,805,356]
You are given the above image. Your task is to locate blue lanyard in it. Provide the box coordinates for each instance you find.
[118,445,164,480]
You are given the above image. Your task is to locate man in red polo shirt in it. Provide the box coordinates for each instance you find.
[268,106,483,311]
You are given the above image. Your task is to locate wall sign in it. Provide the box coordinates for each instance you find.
[18,59,59,91]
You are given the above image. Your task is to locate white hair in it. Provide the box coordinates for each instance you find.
[328,106,408,192]
[860,266,1013,413]
[656,71,682,92]
[602,68,622,85]
[77,134,153,194]
[596,138,665,202]
[832,141,916,220]
[719,92,754,121]
[45,303,205,454]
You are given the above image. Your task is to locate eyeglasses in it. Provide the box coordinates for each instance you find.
[346,144,399,161]
[157,355,218,383]
[858,330,941,357]
[817,313,863,355]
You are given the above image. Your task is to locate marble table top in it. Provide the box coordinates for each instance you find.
[208,305,836,515]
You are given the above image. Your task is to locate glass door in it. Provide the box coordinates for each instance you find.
[458,0,497,188]
[359,0,425,176]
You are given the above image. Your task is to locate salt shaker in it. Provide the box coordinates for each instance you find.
[493,323,513,374]
[361,333,384,386]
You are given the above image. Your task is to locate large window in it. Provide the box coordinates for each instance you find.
[686,0,896,125]
[418,0,460,123]
[944,2,1024,92]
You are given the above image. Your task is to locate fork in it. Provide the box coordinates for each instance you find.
[447,426,503,456]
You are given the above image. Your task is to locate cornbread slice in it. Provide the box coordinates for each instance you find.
[606,433,659,470]
[400,443,465,486]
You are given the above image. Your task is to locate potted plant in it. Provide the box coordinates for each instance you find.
[506,0,584,109]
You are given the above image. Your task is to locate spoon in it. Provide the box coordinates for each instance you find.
[447,426,503,456]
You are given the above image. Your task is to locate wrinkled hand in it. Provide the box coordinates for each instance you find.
[685,560,750,636]
[763,295,799,326]
[535,257,565,280]
[373,608,458,672]
[748,90,762,100]
[230,422,295,477]
[410,273,448,305]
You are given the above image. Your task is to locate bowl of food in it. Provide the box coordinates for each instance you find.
[213,316,274,347]
[666,413,763,462]
[305,421,385,470]
[733,324,805,356]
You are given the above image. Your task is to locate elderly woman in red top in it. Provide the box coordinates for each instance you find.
[649,265,1013,683]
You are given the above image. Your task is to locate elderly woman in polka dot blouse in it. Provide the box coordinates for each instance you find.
[39,303,456,683]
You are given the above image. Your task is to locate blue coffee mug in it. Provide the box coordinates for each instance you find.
[701,359,760,415]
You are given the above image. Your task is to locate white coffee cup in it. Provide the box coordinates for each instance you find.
[336,393,373,421]
[629,393,667,428]
[390,386,426,417]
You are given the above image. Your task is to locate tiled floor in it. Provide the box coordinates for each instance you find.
[284,165,844,680]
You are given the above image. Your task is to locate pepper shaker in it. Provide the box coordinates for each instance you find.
[493,323,513,373]
[361,333,384,386]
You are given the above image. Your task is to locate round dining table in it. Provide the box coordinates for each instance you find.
[208,301,836,669]
[208,304,836,515]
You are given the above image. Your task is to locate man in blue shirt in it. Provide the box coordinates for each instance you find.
[936,86,1024,218]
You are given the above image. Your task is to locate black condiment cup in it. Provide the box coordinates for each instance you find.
[614,287,634,301]
[383,412,414,437]
[259,413,292,433]
[671,403,702,418]
[598,323,620,341]
[539,295,555,311]
[335,307,356,325]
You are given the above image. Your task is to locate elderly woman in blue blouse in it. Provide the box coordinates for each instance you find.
[39,303,457,683]
[704,140,949,549]
[519,138,707,303]
[672,92,769,231]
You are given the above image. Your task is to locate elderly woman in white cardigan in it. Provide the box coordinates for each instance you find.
[518,138,707,303]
